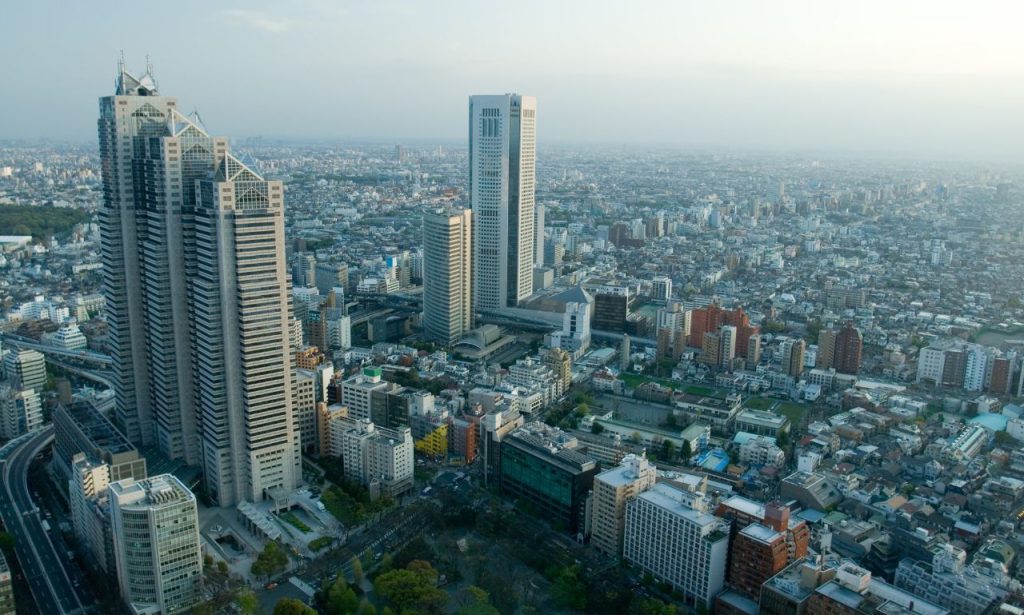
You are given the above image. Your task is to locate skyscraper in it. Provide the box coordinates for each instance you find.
[469,94,537,311]
[98,63,216,462]
[192,152,301,505]
[422,208,473,345]
[99,63,299,504]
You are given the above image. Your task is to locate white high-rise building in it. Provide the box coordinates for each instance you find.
[651,276,672,302]
[623,482,729,610]
[469,94,536,311]
[0,386,43,439]
[422,208,473,345]
[3,349,46,392]
[964,345,988,392]
[109,474,202,615]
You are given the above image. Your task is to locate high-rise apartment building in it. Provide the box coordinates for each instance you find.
[0,386,43,439]
[99,64,300,505]
[591,454,656,556]
[816,329,836,369]
[109,474,203,614]
[651,276,672,302]
[781,339,806,378]
[624,482,729,610]
[422,208,473,345]
[469,94,536,311]
[3,349,46,392]
[728,523,791,599]
[833,322,863,375]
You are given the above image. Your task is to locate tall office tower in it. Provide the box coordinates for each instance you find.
[816,328,836,369]
[833,322,863,375]
[591,454,656,557]
[192,153,300,505]
[109,475,203,614]
[422,208,473,345]
[3,349,46,392]
[469,94,537,311]
[781,339,806,378]
[99,64,175,450]
[99,65,231,463]
[534,202,545,266]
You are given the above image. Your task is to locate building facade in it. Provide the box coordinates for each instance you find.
[469,94,536,311]
[109,475,203,614]
[591,454,656,556]
[423,208,473,344]
[623,482,729,610]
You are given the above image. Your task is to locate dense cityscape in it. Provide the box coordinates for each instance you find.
[1,38,1024,615]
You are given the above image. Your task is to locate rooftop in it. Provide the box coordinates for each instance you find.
[58,400,136,455]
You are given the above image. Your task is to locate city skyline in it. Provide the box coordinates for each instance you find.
[1,1,1023,161]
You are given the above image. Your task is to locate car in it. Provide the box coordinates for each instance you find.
[265,582,278,590]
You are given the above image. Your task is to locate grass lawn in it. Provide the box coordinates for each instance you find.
[742,396,774,410]
[777,402,808,423]
[280,511,312,533]
[684,385,718,397]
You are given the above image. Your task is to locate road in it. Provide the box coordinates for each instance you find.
[0,427,96,614]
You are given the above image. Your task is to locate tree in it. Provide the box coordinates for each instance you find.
[375,561,448,614]
[351,557,364,585]
[680,440,692,460]
[326,576,359,614]
[0,532,15,554]
[455,586,499,615]
[776,429,789,448]
[356,599,377,615]
[236,590,260,615]
[591,421,605,435]
[660,440,676,461]
[252,541,289,578]
[275,598,317,615]
[217,560,229,574]
[549,565,587,611]
[193,602,217,615]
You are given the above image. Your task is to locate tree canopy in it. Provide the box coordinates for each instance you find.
[374,560,448,614]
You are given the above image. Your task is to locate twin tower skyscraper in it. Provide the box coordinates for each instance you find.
[422,94,538,345]
[99,63,299,506]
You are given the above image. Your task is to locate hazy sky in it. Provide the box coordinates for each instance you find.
[3,0,1023,160]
